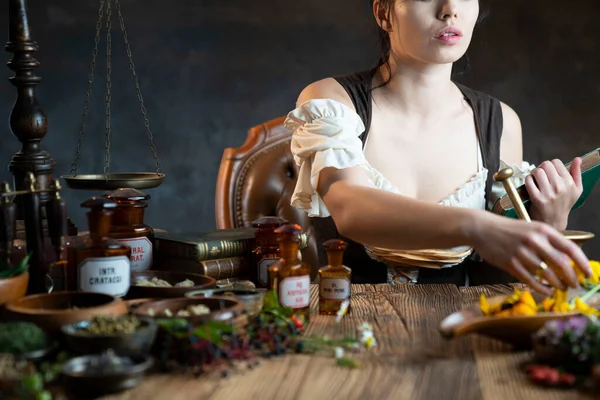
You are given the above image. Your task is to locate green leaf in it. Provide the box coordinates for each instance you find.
[191,321,233,345]
[20,373,44,393]
[336,357,361,369]
[0,253,30,278]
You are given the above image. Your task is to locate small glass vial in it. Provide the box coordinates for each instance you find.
[66,197,131,297]
[104,188,154,272]
[251,216,288,288]
[268,224,311,322]
[318,239,351,315]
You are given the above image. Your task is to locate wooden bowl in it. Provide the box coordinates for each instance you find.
[438,293,579,349]
[131,296,245,326]
[127,271,216,299]
[4,291,128,333]
[185,288,266,317]
[0,271,29,306]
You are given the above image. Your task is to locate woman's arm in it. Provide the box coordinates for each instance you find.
[293,83,591,293]
[499,103,583,230]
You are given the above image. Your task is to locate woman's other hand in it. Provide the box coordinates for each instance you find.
[470,213,591,295]
[526,157,583,230]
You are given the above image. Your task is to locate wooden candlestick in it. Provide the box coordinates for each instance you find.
[6,0,55,205]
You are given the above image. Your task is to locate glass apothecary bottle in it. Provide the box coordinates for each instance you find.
[66,197,131,297]
[318,239,351,315]
[268,224,311,322]
[104,188,154,272]
[251,216,288,288]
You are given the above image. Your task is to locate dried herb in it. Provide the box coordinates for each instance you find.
[0,322,47,354]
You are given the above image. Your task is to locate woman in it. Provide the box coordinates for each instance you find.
[284,0,591,293]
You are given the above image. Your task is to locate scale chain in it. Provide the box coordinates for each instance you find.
[114,0,162,174]
[70,0,163,178]
[104,0,112,178]
[69,0,106,176]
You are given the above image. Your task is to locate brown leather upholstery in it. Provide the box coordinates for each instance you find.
[215,116,318,279]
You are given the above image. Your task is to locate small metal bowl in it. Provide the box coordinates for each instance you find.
[62,351,153,398]
[18,341,59,361]
[185,288,266,317]
[61,317,157,356]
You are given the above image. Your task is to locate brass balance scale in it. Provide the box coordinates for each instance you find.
[3,0,164,296]
[61,0,165,190]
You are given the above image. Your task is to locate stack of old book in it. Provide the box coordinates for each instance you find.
[152,227,308,281]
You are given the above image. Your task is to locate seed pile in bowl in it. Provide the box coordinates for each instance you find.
[77,315,142,335]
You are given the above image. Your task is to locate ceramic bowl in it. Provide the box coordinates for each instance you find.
[4,291,128,333]
[131,296,245,326]
[126,271,216,299]
[185,288,265,317]
[61,352,153,398]
[438,293,579,349]
[0,271,29,306]
[61,317,158,356]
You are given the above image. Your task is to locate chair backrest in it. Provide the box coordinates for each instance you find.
[215,116,318,278]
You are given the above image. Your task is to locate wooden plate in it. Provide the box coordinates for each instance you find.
[438,293,580,349]
[127,271,216,299]
[4,292,128,333]
[130,296,245,326]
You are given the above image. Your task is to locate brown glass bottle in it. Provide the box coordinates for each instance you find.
[104,188,154,272]
[66,197,131,297]
[268,224,311,321]
[251,216,288,288]
[318,239,351,315]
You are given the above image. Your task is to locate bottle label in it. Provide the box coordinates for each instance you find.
[257,257,279,286]
[78,256,131,297]
[320,277,350,300]
[279,276,310,308]
[117,237,153,272]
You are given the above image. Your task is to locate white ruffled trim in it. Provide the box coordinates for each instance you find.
[286,99,369,217]
[488,160,536,209]
[439,168,488,209]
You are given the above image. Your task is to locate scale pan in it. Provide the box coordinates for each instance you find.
[61,172,166,191]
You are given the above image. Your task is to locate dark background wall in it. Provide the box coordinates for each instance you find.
[0,0,598,259]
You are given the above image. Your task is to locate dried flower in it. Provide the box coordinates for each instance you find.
[335,300,350,323]
[358,323,377,349]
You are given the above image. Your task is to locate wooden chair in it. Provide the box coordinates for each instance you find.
[215,116,318,278]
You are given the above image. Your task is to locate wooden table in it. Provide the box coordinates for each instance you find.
[103,284,596,400]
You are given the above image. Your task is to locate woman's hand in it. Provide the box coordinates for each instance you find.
[470,213,591,295]
[526,158,583,231]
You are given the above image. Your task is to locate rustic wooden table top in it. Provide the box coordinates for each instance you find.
[102,284,596,400]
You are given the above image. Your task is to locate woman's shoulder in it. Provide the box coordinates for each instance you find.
[297,77,355,112]
[454,82,521,125]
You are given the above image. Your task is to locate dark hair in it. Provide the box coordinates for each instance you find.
[371,0,490,89]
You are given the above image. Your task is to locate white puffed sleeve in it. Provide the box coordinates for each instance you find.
[284,99,367,218]
[488,160,536,209]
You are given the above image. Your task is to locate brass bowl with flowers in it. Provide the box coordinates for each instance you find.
[440,260,600,349]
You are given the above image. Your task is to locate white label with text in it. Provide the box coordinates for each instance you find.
[320,277,350,300]
[78,256,131,297]
[279,276,310,308]
[258,257,278,286]
[117,237,153,272]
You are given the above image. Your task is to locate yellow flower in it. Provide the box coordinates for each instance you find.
[518,291,537,310]
[573,260,600,285]
[480,294,490,316]
[573,297,600,317]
